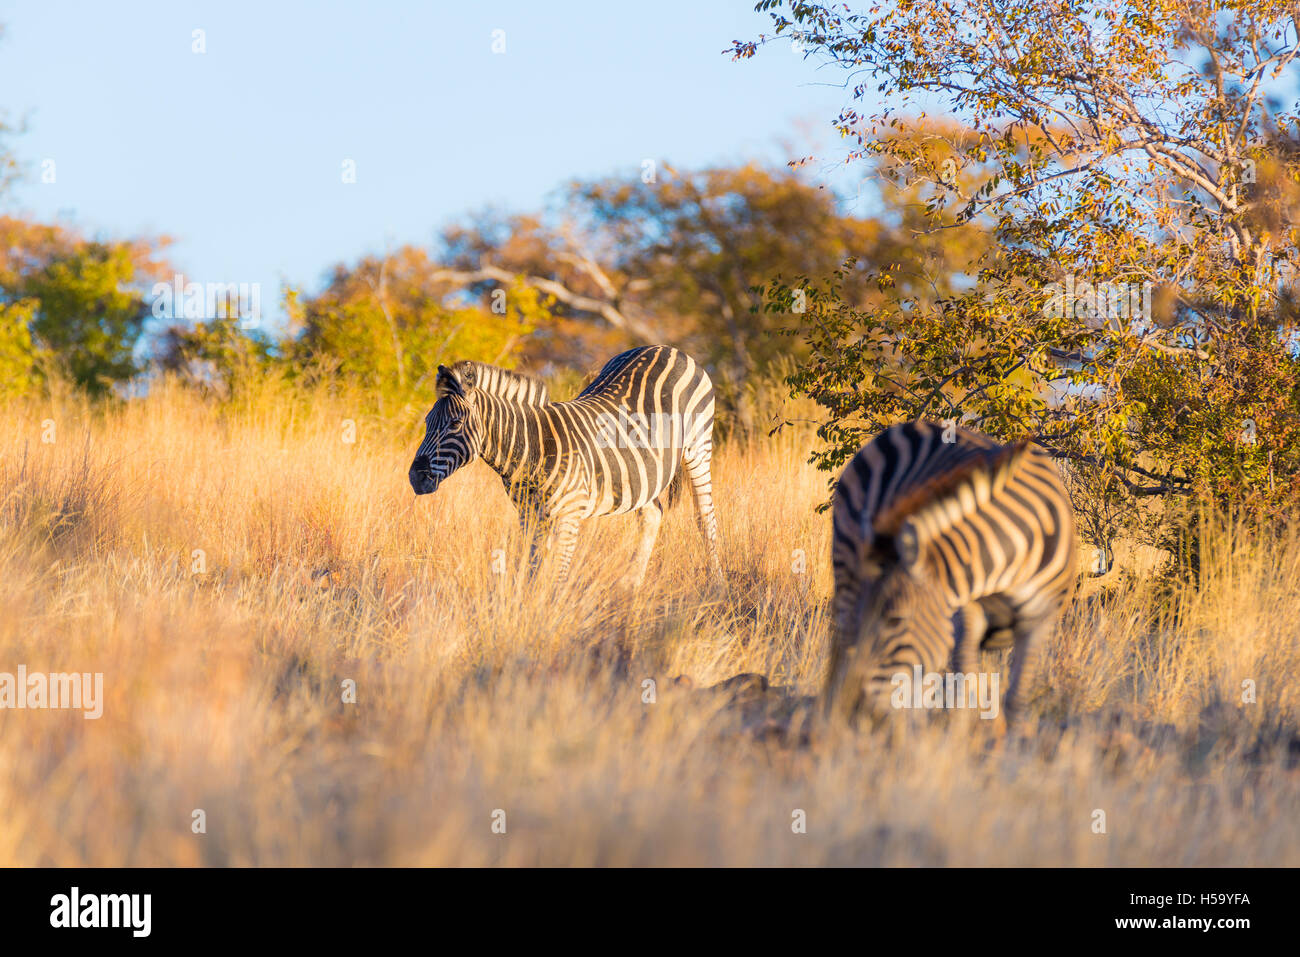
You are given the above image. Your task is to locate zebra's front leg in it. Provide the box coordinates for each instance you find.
[949,603,996,734]
[515,501,549,578]
[951,603,987,676]
[1002,616,1053,728]
[621,502,664,590]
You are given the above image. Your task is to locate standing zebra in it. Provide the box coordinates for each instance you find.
[408,345,723,587]
[824,421,1076,726]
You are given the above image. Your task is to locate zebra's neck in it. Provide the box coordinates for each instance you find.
[473,392,556,488]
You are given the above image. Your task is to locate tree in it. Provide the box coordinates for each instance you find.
[0,300,39,399]
[737,0,1300,545]
[570,165,877,378]
[437,162,988,406]
[153,316,275,401]
[281,246,550,409]
[0,217,171,397]
[438,210,653,371]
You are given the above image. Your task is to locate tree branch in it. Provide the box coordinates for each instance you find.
[428,265,658,342]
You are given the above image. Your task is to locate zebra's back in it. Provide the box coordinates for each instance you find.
[579,346,712,424]
[557,345,715,515]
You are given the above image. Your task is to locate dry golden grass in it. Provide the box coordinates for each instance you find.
[1,378,1297,866]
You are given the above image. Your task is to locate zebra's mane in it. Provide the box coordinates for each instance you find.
[872,440,1032,540]
[453,361,549,405]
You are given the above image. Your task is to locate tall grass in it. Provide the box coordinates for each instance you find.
[0,378,1296,865]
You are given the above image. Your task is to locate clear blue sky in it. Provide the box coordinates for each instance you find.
[0,0,860,331]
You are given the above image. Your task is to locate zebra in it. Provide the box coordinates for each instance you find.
[824,420,1076,727]
[408,345,723,587]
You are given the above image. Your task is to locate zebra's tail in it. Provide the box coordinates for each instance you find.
[659,466,686,510]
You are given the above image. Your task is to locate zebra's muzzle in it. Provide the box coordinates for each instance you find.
[409,458,441,495]
[410,472,440,495]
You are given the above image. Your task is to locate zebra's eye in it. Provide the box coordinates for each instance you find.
[447,420,463,433]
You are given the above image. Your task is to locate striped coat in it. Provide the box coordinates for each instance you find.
[409,345,722,586]
[825,421,1076,725]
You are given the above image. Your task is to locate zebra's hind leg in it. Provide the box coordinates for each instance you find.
[682,447,724,584]
[550,512,582,583]
[621,501,664,590]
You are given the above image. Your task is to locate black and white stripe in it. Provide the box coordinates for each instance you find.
[825,421,1077,724]
[409,345,722,586]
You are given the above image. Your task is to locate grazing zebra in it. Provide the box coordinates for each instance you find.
[408,345,723,587]
[824,421,1076,726]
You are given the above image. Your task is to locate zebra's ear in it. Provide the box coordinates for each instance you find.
[436,364,466,399]
[896,520,926,580]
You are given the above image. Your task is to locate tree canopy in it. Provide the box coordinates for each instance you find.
[736,0,1300,546]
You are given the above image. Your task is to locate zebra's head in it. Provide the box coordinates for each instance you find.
[828,520,954,724]
[409,364,482,495]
